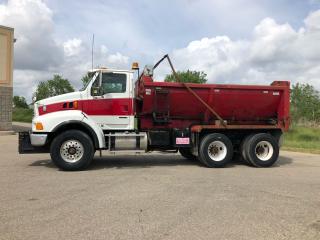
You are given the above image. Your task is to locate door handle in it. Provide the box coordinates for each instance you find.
[118,116,128,119]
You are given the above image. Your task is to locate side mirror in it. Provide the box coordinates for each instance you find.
[91,86,103,96]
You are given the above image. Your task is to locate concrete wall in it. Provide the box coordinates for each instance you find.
[0,25,14,131]
[0,87,12,130]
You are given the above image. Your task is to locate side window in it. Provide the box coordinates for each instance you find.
[89,72,101,96]
[92,73,100,88]
[101,73,126,94]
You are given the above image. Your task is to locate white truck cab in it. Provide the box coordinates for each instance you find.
[32,68,136,134]
[81,69,135,130]
[24,68,142,160]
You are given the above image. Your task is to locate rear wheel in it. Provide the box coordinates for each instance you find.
[240,134,254,165]
[245,133,279,167]
[50,130,95,171]
[199,133,233,168]
[179,148,197,161]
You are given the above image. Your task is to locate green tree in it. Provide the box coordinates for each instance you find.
[81,73,91,88]
[164,70,207,84]
[13,96,28,108]
[291,83,320,123]
[33,75,75,101]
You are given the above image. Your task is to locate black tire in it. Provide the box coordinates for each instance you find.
[199,133,233,168]
[240,134,254,165]
[179,148,197,161]
[50,130,95,171]
[245,133,279,167]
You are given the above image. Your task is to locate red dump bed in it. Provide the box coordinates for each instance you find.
[135,75,290,132]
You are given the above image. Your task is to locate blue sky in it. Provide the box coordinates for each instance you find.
[1,0,320,101]
[46,0,320,62]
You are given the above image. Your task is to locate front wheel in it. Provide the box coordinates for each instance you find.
[50,130,95,171]
[199,133,233,168]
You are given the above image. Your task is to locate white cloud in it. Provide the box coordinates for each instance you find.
[0,0,130,101]
[106,53,129,65]
[157,10,320,89]
[13,69,53,100]
[169,36,248,83]
[60,38,130,91]
[63,38,83,57]
[0,0,63,70]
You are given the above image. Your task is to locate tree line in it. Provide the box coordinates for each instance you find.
[13,74,89,108]
[13,71,320,125]
[290,83,320,124]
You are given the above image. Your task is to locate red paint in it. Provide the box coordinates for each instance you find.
[82,98,133,116]
[38,102,71,115]
[135,77,290,132]
[38,98,134,116]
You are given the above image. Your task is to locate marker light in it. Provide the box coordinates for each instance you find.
[35,122,44,130]
[132,62,139,70]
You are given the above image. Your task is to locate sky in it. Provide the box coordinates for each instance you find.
[1,0,320,102]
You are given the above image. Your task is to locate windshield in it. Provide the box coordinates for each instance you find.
[79,72,96,91]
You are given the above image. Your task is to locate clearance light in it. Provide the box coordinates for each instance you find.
[35,122,44,130]
[74,101,78,109]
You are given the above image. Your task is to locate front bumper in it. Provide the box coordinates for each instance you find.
[30,133,48,146]
[19,132,50,154]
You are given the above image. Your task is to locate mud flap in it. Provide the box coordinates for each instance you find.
[18,132,49,154]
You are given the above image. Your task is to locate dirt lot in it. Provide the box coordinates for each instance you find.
[0,134,320,240]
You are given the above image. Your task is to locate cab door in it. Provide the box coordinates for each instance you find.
[84,71,134,130]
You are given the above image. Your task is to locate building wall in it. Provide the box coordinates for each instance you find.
[0,25,14,131]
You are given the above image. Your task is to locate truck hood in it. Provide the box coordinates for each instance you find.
[36,91,83,106]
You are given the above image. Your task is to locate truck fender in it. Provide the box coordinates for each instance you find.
[33,110,105,149]
[81,114,106,148]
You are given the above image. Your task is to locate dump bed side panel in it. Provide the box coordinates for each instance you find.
[136,79,290,131]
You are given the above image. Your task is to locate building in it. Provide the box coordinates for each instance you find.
[0,25,14,131]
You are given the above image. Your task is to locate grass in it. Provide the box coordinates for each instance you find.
[12,107,33,123]
[283,126,320,154]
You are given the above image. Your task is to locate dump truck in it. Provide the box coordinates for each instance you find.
[19,55,290,170]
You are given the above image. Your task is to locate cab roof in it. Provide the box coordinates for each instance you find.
[88,68,134,73]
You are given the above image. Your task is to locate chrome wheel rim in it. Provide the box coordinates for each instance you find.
[255,141,273,161]
[207,141,227,161]
[60,140,84,163]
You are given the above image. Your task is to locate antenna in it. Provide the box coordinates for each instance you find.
[91,33,94,71]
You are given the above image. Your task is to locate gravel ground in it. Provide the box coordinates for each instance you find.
[0,134,319,240]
